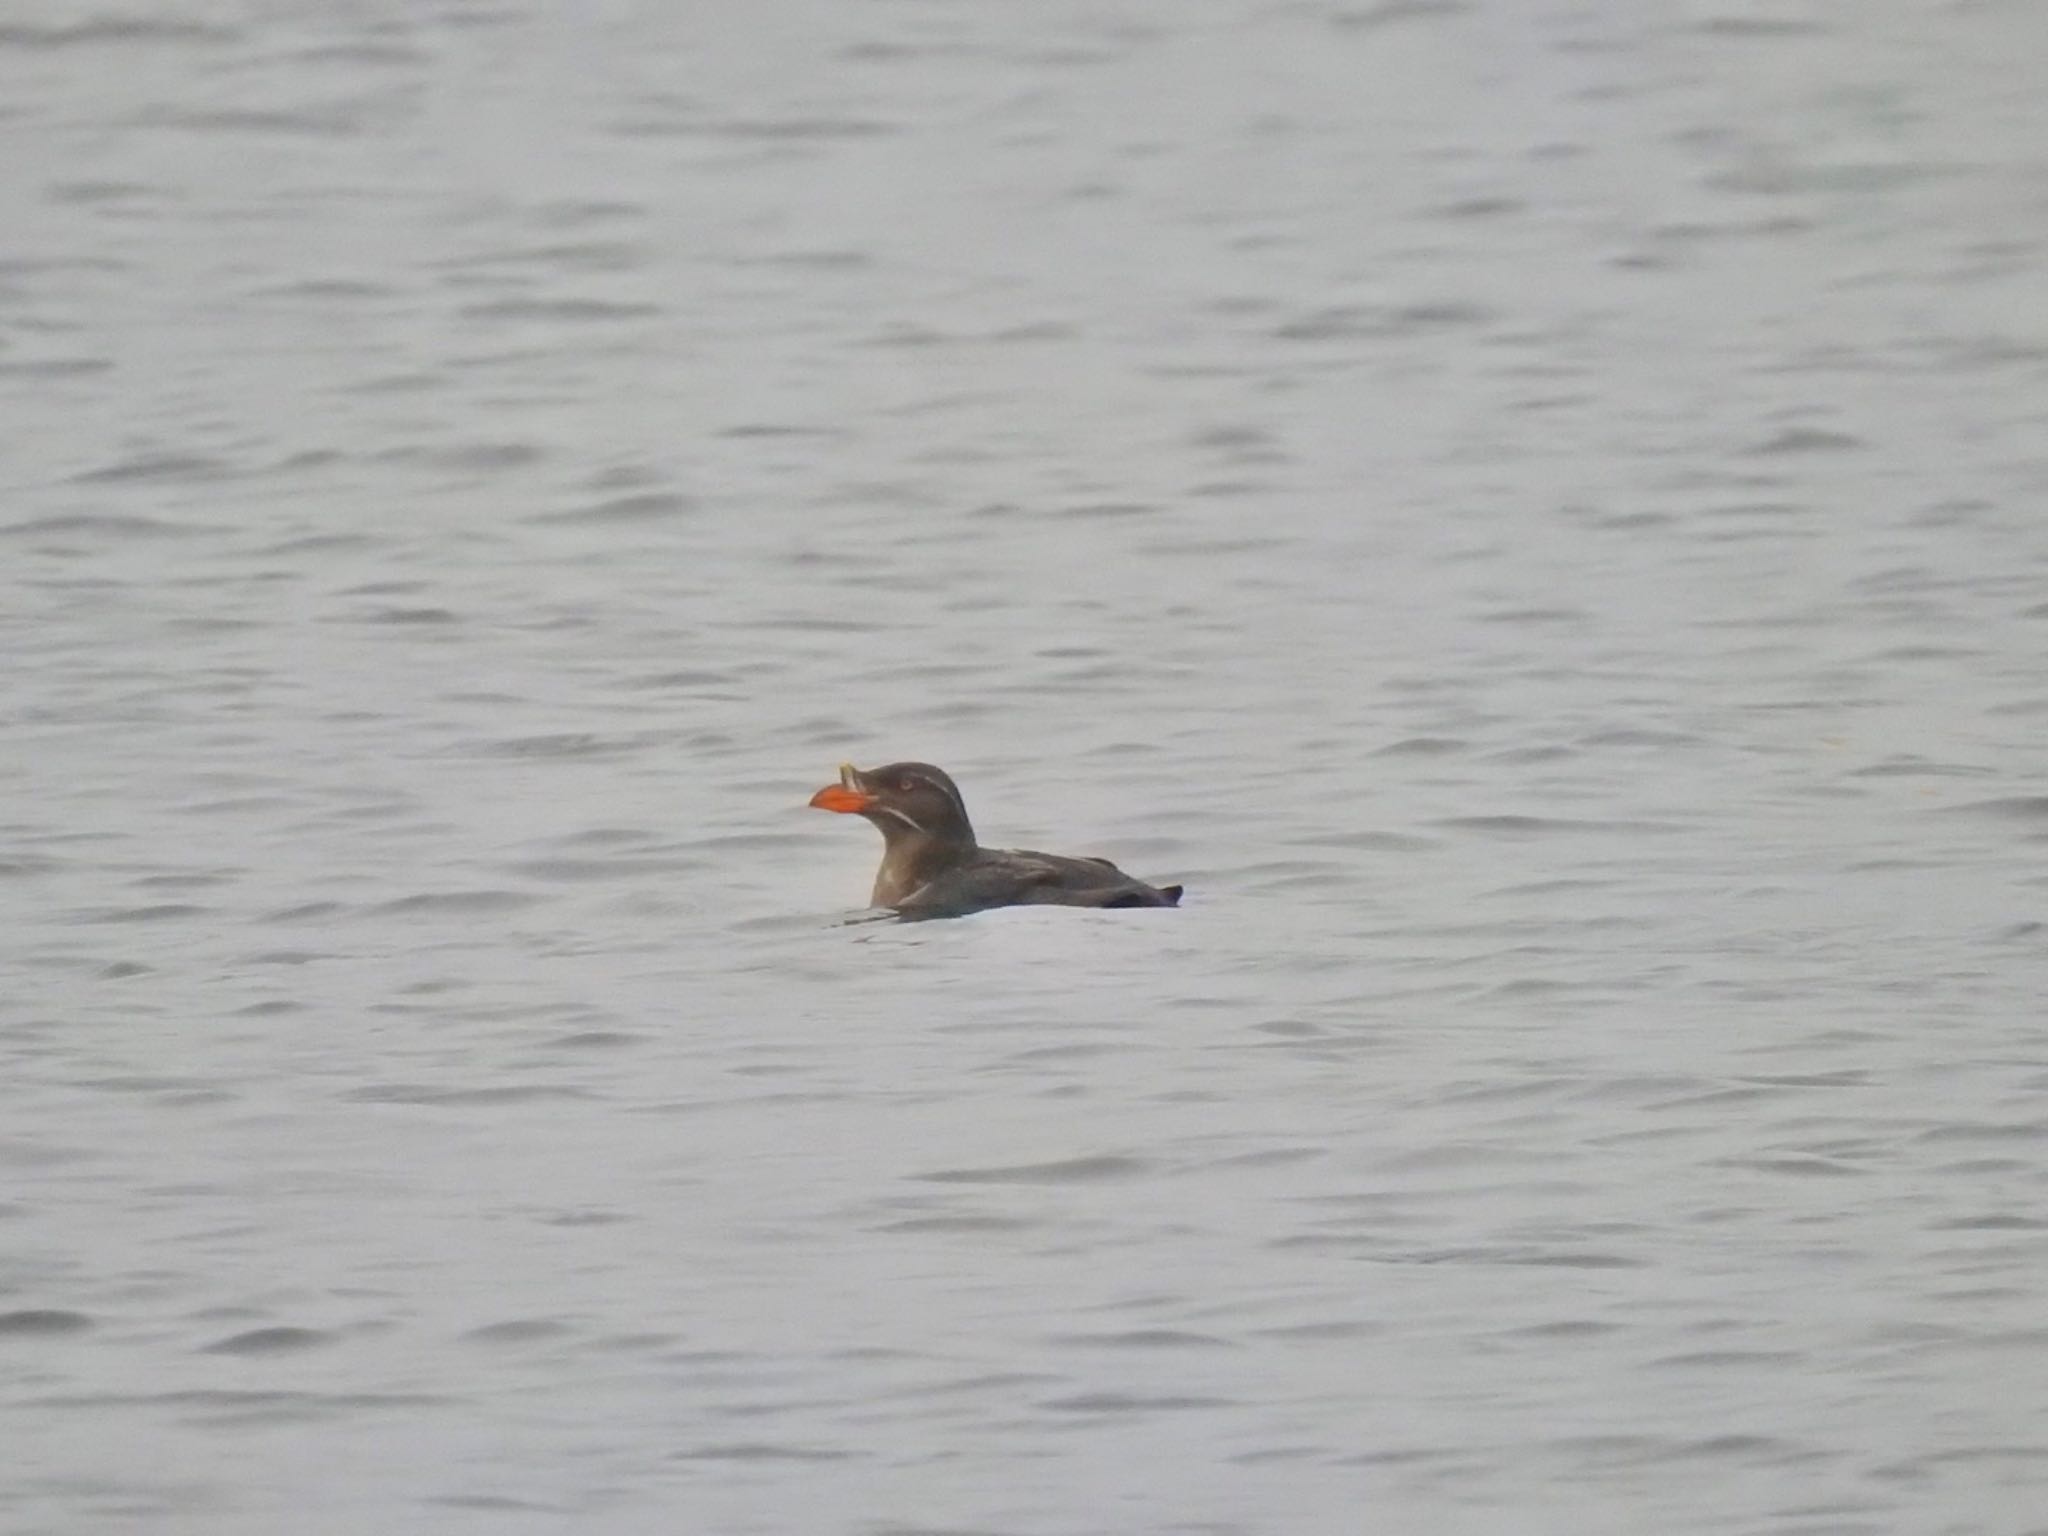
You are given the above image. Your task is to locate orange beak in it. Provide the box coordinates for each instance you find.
[809,783,874,814]
[810,766,875,814]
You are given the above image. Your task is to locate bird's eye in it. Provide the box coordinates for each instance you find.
[898,777,915,793]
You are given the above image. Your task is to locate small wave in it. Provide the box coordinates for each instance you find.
[2,512,194,537]
[201,1326,331,1356]
[72,452,227,484]
[1372,736,1467,757]
[1745,427,1864,456]
[529,492,695,525]
[368,890,538,916]
[917,1154,1147,1185]
[670,1442,855,1462]
[1940,796,2048,820]
[79,903,209,923]
[0,18,236,48]
[1040,1392,1229,1413]
[874,1214,1037,1234]
[0,1308,93,1337]
[461,297,660,323]
[1053,1329,1234,1350]
[462,1319,575,1345]
[343,1084,595,1106]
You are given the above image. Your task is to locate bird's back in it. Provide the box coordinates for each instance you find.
[894,847,1181,920]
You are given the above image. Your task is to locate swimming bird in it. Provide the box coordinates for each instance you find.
[808,761,1183,921]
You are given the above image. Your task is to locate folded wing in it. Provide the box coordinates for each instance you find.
[894,849,1182,920]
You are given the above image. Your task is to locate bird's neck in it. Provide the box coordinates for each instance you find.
[871,827,974,908]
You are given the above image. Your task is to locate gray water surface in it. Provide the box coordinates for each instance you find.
[6,2,2048,1533]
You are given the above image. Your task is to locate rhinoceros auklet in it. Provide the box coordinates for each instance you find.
[808,761,1183,921]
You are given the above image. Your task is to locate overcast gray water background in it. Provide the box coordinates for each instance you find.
[6,2,2048,1533]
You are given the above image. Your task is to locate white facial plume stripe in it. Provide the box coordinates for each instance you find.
[875,805,930,837]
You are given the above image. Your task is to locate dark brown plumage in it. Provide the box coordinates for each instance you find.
[808,761,1183,921]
